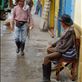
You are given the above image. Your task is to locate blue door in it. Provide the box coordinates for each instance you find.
[57,0,75,37]
[57,0,65,37]
[64,0,75,19]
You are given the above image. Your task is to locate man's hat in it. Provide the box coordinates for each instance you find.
[59,14,73,26]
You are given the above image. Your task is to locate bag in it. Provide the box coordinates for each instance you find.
[16,21,26,27]
[39,18,48,31]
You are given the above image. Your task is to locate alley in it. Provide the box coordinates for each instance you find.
[1,15,51,82]
[1,15,77,82]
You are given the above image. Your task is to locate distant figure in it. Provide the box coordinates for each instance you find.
[35,0,42,16]
[42,14,78,82]
[27,0,33,11]
[12,0,30,55]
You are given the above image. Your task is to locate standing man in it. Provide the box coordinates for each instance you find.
[12,0,30,55]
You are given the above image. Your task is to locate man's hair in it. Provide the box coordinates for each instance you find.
[16,0,25,4]
[60,14,73,26]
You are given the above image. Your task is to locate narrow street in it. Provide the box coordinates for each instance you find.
[1,15,76,82]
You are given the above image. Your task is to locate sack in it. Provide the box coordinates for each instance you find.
[4,19,13,32]
[39,18,48,31]
[16,21,26,27]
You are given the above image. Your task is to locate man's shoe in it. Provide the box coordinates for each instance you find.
[16,48,20,53]
[15,41,21,53]
[20,51,24,56]
[43,79,51,82]
[40,79,51,82]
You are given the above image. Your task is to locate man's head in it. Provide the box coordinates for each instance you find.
[60,14,73,29]
[16,0,25,7]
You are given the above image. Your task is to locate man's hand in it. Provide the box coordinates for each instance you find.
[10,20,14,31]
[29,26,33,30]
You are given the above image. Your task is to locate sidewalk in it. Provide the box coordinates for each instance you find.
[1,15,76,82]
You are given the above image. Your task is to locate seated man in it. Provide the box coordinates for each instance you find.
[42,14,78,82]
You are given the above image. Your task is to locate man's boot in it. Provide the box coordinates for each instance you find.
[20,42,25,55]
[15,41,21,53]
[42,63,51,82]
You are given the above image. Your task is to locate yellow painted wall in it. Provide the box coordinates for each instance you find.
[76,26,82,82]
[54,0,60,29]
[49,0,55,29]
[41,0,45,9]
[74,0,82,82]
[41,0,59,29]
[78,35,82,82]
[74,0,82,27]
[54,0,60,17]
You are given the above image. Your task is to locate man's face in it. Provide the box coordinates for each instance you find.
[61,22,65,27]
[61,22,68,29]
[18,0,24,7]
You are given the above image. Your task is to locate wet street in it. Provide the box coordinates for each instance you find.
[1,15,76,82]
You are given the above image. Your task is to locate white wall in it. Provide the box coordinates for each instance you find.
[74,0,82,28]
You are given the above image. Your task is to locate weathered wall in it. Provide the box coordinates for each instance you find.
[74,0,82,82]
